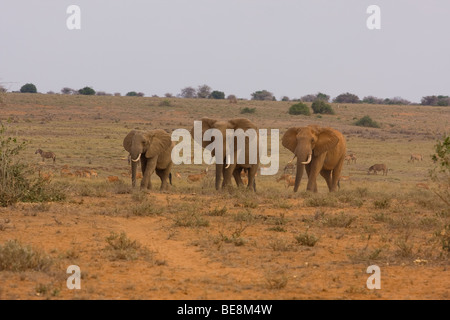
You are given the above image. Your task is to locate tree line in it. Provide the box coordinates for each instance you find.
[3,83,449,106]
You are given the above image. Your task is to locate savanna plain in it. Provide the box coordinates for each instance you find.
[0,93,449,300]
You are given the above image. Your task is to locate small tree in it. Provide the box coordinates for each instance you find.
[251,90,273,101]
[197,85,211,99]
[281,96,290,102]
[311,100,335,115]
[179,87,196,98]
[126,91,138,96]
[210,90,225,99]
[20,83,37,93]
[61,87,75,95]
[430,135,450,207]
[288,102,310,115]
[78,87,96,95]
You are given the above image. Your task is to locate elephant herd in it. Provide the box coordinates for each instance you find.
[123,117,348,194]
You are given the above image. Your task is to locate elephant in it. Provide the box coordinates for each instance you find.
[191,117,259,191]
[123,129,174,190]
[281,125,346,192]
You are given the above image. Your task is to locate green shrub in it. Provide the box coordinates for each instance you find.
[240,107,256,114]
[0,124,66,206]
[78,87,96,95]
[126,91,138,96]
[311,100,335,114]
[354,115,380,128]
[288,102,310,115]
[0,240,53,271]
[210,91,225,99]
[20,83,37,93]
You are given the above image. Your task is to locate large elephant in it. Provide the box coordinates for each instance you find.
[281,125,346,192]
[191,117,259,191]
[123,129,174,190]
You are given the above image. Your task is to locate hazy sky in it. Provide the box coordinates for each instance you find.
[1,0,449,102]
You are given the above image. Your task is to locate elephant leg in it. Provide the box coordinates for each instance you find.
[233,168,244,187]
[330,158,344,192]
[156,165,172,191]
[222,163,236,189]
[320,169,333,191]
[247,165,258,192]
[142,157,157,190]
[306,155,325,192]
[215,163,224,190]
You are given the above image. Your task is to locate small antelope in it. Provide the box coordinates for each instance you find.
[35,149,56,163]
[187,168,208,182]
[107,176,119,183]
[409,154,423,163]
[285,176,296,188]
[175,172,182,179]
[276,174,291,182]
[60,168,72,177]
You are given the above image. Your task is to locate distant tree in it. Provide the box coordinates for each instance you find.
[281,96,290,102]
[300,94,317,102]
[78,87,96,95]
[46,91,55,95]
[362,96,384,104]
[288,102,310,116]
[137,92,145,97]
[126,91,138,96]
[164,93,173,98]
[61,87,75,95]
[384,96,411,105]
[333,92,360,103]
[210,90,225,99]
[197,85,211,99]
[96,91,106,96]
[0,85,7,93]
[114,92,121,97]
[311,100,335,115]
[179,86,196,98]
[20,83,37,93]
[437,96,450,106]
[251,90,273,101]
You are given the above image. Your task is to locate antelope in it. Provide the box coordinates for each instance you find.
[175,172,182,179]
[60,168,72,177]
[35,149,56,163]
[409,154,423,162]
[276,174,291,182]
[187,168,208,182]
[285,176,296,188]
[107,176,119,183]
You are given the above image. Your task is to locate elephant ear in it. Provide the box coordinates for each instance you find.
[200,117,218,149]
[145,129,172,158]
[282,127,301,154]
[314,127,340,156]
[123,130,137,153]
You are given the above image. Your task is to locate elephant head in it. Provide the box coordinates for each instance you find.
[191,117,259,190]
[282,125,345,192]
[123,129,173,188]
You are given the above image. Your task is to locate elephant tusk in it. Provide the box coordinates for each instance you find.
[131,154,141,162]
[301,154,312,164]
[225,154,231,169]
[288,155,296,164]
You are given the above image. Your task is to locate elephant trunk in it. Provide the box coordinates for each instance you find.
[131,158,138,187]
[294,158,304,192]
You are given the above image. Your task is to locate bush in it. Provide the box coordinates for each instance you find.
[210,90,225,99]
[126,91,138,96]
[240,107,256,114]
[0,240,53,271]
[0,124,66,206]
[354,115,380,128]
[20,83,37,93]
[78,87,95,95]
[311,100,335,114]
[429,135,450,207]
[333,92,360,103]
[288,102,310,115]
[251,90,273,101]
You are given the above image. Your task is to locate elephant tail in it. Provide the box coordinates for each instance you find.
[169,173,172,185]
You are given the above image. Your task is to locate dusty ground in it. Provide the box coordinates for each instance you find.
[0,94,448,300]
